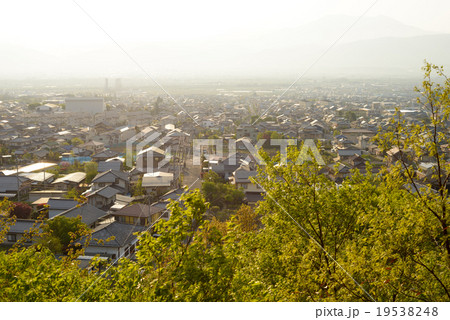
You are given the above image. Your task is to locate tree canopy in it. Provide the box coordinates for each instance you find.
[201,171,244,210]
[38,216,90,254]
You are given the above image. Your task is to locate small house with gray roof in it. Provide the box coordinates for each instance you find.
[51,172,86,190]
[0,176,31,200]
[53,203,108,228]
[0,218,43,247]
[91,169,129,194]
[76,221,147,260]
[85,185,120,210]
[47,198,79,218]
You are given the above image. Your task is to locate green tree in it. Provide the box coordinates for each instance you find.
[200,154,207,168]
[270,131,283,140]
[64,188,81,200]
[71,137,84,146]
[132,177,146,196]
[0,247,93,301]
[344,111,357,122]
[47,151,61,161]
[203,170,224,183]
[256,131,284,148]
[244,148,368,301]
[376,62,450,259]
[1,199,16,241]
[373,61,450,300]
[113,190,235,301]
[84,162,98,184]
[201,172,244,209]
[38,216,90,254]
[27,102,41,110]
[233,204,258,232]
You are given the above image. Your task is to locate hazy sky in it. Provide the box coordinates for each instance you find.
[1,0,449,54]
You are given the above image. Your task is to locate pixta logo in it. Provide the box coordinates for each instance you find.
[127,133,324,173]
[193,138,325,166]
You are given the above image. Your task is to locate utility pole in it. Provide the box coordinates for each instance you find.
[16,154,20,202]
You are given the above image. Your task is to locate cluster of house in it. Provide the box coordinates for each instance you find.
[2,86,447,266]
[0,124,192,263]
[197,99,447,199]
[1,156,186,261]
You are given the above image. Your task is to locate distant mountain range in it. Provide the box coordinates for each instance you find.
[0,15,449,79]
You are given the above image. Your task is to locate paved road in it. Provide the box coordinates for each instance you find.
[181,145,202,191]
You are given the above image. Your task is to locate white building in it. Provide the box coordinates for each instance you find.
[65,98,105,114]
[142,171,174,196]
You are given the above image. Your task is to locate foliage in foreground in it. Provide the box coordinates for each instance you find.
[0,159,448,301]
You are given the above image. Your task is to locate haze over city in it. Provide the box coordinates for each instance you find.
[1,0,450,80]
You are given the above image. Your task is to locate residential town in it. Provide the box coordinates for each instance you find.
[1,77,438,264]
